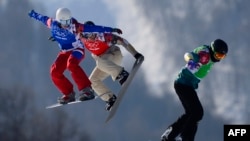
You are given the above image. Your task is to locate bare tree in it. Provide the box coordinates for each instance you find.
[0,87,92,141]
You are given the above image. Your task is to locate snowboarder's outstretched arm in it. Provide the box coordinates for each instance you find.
[28,10,122,34]
[81,24,122,34]
[119,37,144,60]
[110,34,144,60]
[28,10,51,27]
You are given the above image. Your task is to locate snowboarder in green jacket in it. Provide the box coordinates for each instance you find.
[161,39,228,141]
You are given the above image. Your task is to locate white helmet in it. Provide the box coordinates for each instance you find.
[56,8,72,26]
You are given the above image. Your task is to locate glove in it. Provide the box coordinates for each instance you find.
[134,53,144,60]
[28,9,36,18]
[187,60,200,70]
[48,36,56,42]
[112,28,122,34]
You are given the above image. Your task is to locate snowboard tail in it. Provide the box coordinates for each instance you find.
[105,57,144,123]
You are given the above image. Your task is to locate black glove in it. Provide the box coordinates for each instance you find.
[48,36,56,42]
[134,53,144,60]
[112,28,122,34]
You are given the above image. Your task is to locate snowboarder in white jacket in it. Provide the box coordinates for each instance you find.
[81,21,144,111]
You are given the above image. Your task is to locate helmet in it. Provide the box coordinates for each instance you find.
[211,39,228,60]
[84,21,95,26]
[83,21,96,38]
[56,8,72,26]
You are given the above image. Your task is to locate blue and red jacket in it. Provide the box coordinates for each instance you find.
[29,11,114,51]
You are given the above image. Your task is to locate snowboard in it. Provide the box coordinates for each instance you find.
[46,95,103,109]
[105,57,144,123]
[46,91,111,109]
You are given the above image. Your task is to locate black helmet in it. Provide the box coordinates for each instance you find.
[210,39,228,61]
[84,21,95,26]
[211,39,228,54]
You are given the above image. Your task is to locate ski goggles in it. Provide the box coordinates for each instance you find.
[59,19,72,27]
[214,52,226,60]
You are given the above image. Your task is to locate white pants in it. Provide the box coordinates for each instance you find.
[89,46,123,101]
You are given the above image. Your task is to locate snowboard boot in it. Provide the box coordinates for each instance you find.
[78,87,95,101]
[116,69,129,85]
[105,95,117,111]
[58,91,76,104]
[161,127,175,141]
